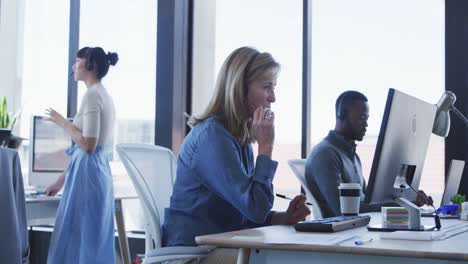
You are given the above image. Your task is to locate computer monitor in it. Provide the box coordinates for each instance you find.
[365,89,437,230]
[28,115,73,190]
[441,160,465,206]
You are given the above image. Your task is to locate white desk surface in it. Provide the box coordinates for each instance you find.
[25,192,137,203]
[196,213,468,262]
[25,176,138,203]
[25,179,138,225]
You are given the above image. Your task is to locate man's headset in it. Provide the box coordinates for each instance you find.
[336,93,349,120]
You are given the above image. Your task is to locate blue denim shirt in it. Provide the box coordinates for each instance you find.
[162,117,278,246]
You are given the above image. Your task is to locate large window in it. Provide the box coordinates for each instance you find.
[79,0,157,231]
[193,0,303,210]
[79,0,157,148]
[19,0,70,174]
[310,0,445,203]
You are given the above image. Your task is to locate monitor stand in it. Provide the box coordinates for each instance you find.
[368,197,435,232]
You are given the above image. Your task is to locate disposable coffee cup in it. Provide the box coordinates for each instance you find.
[338,183,361,216]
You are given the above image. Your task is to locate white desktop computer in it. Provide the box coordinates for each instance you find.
[28,116,73,191]
[365,88,437,231]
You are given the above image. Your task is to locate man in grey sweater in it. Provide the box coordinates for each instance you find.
[306,91,431,218]
[305,91,370,217]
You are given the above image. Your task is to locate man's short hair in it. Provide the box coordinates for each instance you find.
[335,91,368,119]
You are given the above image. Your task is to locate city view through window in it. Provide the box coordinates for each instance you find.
[16,0,445,230]
[211,0,445,210]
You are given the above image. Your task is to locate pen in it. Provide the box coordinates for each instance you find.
[275,193,313,206]
[334,235,360,246]
[354,238,373,246]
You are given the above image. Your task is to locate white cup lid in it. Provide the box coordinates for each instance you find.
[338,183,361,189]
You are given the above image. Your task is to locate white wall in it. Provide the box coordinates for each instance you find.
[0,0,24,127]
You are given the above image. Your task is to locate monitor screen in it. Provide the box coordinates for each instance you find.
[441,160,465,206]
[365,89,437,205]
[29,116,73,188]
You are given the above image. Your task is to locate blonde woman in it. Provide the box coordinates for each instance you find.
[162,47,310,264]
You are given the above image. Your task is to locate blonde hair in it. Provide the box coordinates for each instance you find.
[190,47,280,145]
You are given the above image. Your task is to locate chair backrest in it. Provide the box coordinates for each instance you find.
[116,143,177,249]
[0,148,29,263]
[288,159,323,219]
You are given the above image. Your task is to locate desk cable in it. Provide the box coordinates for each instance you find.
[408,185,441,231]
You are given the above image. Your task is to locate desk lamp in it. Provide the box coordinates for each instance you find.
[432,91,468,137]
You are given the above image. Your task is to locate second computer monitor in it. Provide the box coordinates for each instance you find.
[441,160,466,206]
[28,115,73,190]
[365,89,437,205]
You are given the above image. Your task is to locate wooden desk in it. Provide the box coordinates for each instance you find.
[196,213,468,264]
[26,192,137,264]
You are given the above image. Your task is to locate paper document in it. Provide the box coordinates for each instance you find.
[380,231,444,241]
[265,234,356,245]
[232,234,375,246]
[380,223,468,241]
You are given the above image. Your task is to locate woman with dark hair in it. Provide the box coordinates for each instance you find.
[44,47,118,264]
[162,47,310,264]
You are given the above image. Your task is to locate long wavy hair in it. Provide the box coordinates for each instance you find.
[190,47,280,145]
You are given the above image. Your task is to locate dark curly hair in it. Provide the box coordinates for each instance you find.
[77,47,119,80]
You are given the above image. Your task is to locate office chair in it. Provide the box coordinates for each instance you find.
[287,159,323,220]
[0,148,29,263]
[116,144,213,264]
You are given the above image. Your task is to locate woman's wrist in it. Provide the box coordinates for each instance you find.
[58,118,68,129]
[258,144,274,157]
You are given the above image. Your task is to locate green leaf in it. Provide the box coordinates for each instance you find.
[2,114,7,128]
[10,117,17,130]
[450,194,466,205]
[5,114,9,128]
[9,109,21,130]
[0,96,5,125]
[0,110,5,128]
[0,96,6,114]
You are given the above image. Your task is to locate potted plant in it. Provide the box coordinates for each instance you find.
[0,96,22,148]
[450,194,466,214]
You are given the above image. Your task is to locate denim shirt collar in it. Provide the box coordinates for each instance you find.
[326,130,357,159]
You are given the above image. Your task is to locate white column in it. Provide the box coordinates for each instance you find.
[192,0,216,116]
[0,0,24,132]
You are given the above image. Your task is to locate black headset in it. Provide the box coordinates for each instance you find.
[336,93,348,120]
[85,48,94,71]
[243,52,260,96]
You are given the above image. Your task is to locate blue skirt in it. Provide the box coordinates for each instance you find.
[47,145,115,264]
